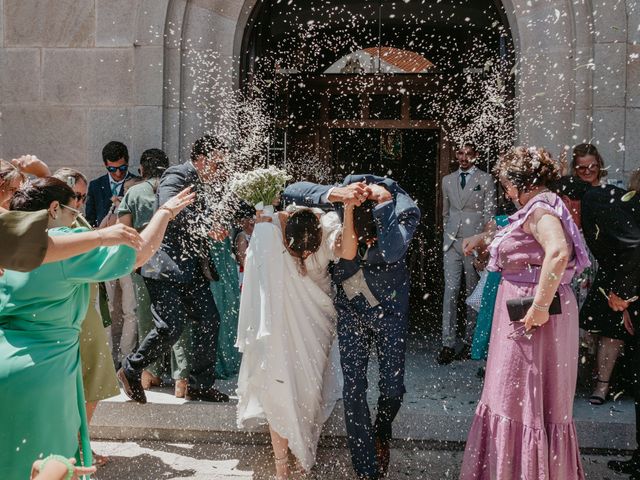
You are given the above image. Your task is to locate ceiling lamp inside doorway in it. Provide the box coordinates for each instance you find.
[324,47,435,74]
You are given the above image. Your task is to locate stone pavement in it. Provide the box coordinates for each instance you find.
[92,440,628,479]
[92,340,636,451]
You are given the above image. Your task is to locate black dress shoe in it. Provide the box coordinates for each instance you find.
[608,455,640,474]
[185,387,230,402]
[117,368,147,404]
[437,347,456,365]
[375,437,390,478]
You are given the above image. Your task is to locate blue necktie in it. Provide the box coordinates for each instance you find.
[460,172,468,189]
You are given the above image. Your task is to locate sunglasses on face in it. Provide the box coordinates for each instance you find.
[575,164,599,173]
[73,193,87,202]
[60,203,81,217]
[106,165,129,173]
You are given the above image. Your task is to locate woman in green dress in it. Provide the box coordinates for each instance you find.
[209,237,241,379]
[468,215,510,360]
[0,177,194,480]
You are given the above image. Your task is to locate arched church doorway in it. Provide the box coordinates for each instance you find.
[238,0,515,332]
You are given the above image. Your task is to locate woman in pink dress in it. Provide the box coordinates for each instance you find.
[460,147,590,479]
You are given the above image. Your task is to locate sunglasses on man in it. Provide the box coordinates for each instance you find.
[73,193,87,202]
[106,165,129,173]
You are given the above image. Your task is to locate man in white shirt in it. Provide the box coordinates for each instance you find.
[439,144,496,365]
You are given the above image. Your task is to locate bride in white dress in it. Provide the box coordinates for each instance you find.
[236,203,357,478]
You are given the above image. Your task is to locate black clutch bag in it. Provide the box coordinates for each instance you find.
[506,292,562,322]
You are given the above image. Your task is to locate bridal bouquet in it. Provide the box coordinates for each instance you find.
[230,165,292,214]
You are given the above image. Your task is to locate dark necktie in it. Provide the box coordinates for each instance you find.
[460,172,468,189]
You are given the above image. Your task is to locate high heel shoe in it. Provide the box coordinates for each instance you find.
[589,378,610,405]
[274,454,290,479]
[174,378,188,398]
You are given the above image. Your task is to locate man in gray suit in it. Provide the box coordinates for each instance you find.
[438,144,496,365]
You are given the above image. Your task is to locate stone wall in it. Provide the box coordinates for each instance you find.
[0,0,638,181]
[0,0,165,180]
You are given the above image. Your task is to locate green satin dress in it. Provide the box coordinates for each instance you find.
[209,238,242,379]
[0,227,136,480]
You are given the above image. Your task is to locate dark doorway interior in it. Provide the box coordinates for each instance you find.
[331,128,442,330]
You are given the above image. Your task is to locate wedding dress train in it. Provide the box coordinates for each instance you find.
[236,211,343,471]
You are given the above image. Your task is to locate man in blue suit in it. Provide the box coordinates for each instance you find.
[118,135,230,404]
[86,141,139,367]
[284,175,421,480]
[86,141,138,227]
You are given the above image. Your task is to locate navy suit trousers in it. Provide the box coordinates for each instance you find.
[336,288,408,479]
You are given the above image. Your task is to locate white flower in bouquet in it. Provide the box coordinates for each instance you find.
[230,165,292,212]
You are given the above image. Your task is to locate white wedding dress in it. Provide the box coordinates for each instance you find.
[236,210,343,471]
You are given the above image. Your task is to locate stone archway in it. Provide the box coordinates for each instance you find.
[148,0,602,162]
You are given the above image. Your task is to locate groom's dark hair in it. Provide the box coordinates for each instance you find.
[354,200,378,244]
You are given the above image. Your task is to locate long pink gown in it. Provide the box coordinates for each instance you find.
[460,192,590,480]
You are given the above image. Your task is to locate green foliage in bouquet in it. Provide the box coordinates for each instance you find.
[230,165,292,208]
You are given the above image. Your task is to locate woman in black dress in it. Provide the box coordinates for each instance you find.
[581,182,640,478]
[580,176,636,404]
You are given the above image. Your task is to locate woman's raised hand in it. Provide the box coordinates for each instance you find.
[99,223,143,250]
[11,155,51,177]
[160,186,196,219]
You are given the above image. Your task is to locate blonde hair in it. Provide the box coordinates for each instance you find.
[0,159,26,190]
[494,146,561,193]
[53,167,88,187]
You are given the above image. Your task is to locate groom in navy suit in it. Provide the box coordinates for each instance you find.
[284,175,420,480]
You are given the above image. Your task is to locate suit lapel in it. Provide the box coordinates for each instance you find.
[100,174,111,199]
[451,174,463,208]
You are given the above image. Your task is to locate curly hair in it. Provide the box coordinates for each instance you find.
[494,146,561,193]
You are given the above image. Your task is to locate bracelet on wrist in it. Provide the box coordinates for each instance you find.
[532,302,549,313]
[159,206,175,219]
[40,455,74,480]
[96,230,104,247]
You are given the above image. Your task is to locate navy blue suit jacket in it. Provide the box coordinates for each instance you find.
[86,172,138,227]
[283,174,421,314]
[141,162,215,284]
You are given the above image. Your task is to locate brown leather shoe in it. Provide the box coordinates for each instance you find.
[375,437,390,478]
[117,368,147,404]
[141,370,161,390]
[185,386,230,402]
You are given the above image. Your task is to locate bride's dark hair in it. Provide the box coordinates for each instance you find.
[284,208,322,275]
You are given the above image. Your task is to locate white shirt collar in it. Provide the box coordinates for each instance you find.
[108,175,125,187]
[458,166,477,176]
[108,175,125,195]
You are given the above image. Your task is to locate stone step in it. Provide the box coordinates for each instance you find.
[91,385,636,452]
